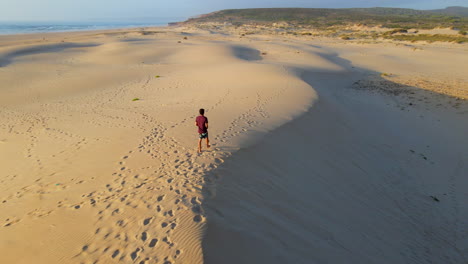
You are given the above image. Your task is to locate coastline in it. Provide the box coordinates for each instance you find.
[0,25,175,48]
[0,20,180,36]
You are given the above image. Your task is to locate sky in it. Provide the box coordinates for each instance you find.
[0,0,466,22]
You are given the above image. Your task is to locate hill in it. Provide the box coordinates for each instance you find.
[181,7,468,30]
[430,6,468,16]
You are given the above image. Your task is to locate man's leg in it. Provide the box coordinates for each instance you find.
[198,138,202,153]
[206,136,210,148]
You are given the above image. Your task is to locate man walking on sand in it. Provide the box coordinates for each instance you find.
[195,108,210,153]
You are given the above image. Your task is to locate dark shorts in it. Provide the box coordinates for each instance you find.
[199,132,208,139]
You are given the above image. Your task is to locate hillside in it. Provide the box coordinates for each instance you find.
[430,6,468,16]
[182,7,468,30]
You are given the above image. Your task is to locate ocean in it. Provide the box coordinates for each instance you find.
[0,20,183,35]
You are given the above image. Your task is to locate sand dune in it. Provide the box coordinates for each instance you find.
[203,58,468,264]
[0,28,467,264]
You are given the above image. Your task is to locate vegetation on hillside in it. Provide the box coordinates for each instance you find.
[183,7,468,31]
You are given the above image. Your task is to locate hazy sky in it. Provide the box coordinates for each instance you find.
[0,0,466,22]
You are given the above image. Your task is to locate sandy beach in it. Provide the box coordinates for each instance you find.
[0,25,467,264]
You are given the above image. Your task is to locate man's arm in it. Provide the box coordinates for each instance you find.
[195,122,198,127]
[205,122,208,129]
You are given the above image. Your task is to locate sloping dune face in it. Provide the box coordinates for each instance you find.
[201,42,468,263]
[0,31,314,264]
[202,70,468,264]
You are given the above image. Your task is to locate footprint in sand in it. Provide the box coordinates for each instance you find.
[165,210,174,217]
[3,218,21,227]
[130,248,141,260]
[162,236,174,247]
[149,238,158,248]
[193,215,203,223]
[192,205,202,214]
[78,244,91,255]
[191,197,201,207]
[112,208,121,215]
[115,219,126,227]
[141,232,148,242]
[143,217,153,226]
[137,257,151,264]
[111,249,120,259]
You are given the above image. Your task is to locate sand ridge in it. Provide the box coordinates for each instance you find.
[0,28,314,264]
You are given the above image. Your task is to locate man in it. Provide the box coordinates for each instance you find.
[195,108,210,153]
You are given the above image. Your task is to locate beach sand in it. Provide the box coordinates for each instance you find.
[0,27,467,264]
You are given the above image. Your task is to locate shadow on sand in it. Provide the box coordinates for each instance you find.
[231,45,263,61]
[200,47,467,264]
[0,42,100,67]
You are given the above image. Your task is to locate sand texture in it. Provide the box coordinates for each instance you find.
[0,27,467,264]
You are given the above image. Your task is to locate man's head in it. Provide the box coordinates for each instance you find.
[199,108,205,115]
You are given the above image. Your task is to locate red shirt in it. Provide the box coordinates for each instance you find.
[196,115,208,134]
